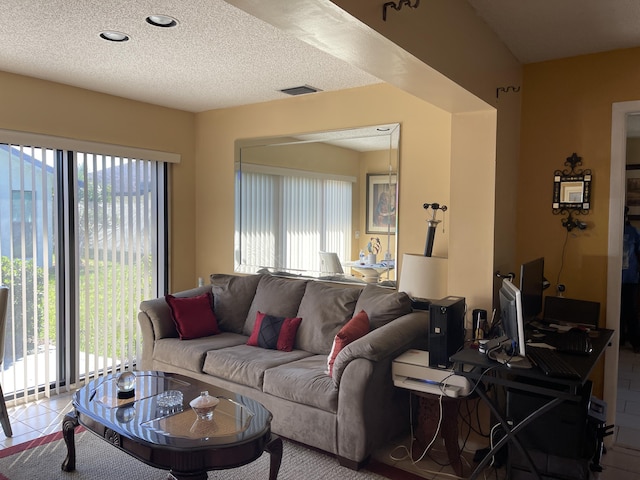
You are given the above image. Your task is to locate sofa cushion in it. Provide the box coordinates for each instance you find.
[263,355,338,413]
[210,274,262,334]
[354,284,412,329]
[295,281,362,355]
[246,312,302,352]
[202,345,312,389]
[165,292,220,340]
[140,286,212,340]
[243,275,309,336]
[153,333,248,373]
[327,310,369,377]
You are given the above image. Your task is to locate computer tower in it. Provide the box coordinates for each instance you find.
[506,382,593,479]
[428,296,465,368]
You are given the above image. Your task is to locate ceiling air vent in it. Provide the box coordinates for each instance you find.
[279,85,322,96]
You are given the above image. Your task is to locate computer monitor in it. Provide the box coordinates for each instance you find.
[319,252,344,275]
[520,257,545,322]
[499,278,527,357]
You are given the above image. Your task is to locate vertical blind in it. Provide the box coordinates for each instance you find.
[237,169,352,273]
[74,152,163,387]
[0,143,166,405]
[0,145,58,403]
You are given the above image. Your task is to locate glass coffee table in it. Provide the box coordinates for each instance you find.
[61,371,282,479]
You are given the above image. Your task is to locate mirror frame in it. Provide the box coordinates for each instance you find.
[552,153,592,214]
[234,123,400,283]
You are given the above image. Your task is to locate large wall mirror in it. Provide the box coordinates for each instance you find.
[235,123,400,285]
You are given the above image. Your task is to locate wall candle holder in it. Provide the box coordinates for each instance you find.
[552,153,592,232]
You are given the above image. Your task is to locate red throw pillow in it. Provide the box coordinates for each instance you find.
[165,292,220,340]
[247,311,302,352]
[327,310,370,377]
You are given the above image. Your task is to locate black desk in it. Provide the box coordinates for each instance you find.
[450,329,613,480]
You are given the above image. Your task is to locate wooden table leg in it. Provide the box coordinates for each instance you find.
[265,435,283,480]
[0,382,12,437]
[169,472,207,480]
[414,395,463,477]
[61,410,79,472]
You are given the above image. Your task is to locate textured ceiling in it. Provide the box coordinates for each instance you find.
[0,0,380,113]
[2,1,640,113]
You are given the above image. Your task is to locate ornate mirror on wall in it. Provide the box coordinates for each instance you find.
[552,152,592,231]
[235,123,400,285]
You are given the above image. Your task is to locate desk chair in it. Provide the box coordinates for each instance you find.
[543,296,600,329]
[0,286,12,436]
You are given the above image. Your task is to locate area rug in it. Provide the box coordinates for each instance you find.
[0,430,418,480]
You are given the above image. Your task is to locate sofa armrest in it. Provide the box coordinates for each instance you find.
[331,310,428,386]
[137,285,212,370]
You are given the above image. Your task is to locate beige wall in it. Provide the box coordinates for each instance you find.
[196,82,497,319]
[195,84,452,273]
[0,70,197,291]
[226,0,519,318]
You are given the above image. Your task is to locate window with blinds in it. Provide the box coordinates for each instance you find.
[0,143,167,405]
[236,169,352,274]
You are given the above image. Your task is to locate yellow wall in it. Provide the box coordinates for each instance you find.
[195,83,452,275]
[519,48,640,395]
[227,0,521,298]
[520,48,640,309]
[0,70,197,291]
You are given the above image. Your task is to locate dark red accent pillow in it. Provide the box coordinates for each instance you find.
[165,292,220,340]
[327,310,370,377]
[247,311,302,352]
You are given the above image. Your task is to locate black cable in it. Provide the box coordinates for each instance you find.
[556,228,570,288]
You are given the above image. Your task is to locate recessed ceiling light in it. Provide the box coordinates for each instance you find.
[146,14,178,28]
[99,31,130,42]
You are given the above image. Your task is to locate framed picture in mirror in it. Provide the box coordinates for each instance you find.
[366,173,397,234]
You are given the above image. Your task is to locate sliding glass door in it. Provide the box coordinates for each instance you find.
[1,145,58,402]
[0,143,167,404]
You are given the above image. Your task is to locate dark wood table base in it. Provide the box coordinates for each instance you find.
[413,395,463,477]
[61,410,283,479]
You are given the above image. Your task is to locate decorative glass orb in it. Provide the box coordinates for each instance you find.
[116,372,136,398]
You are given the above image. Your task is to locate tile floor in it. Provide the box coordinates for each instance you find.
[615,345,640,450]
[0,390,75,448]
[0,374,638,479]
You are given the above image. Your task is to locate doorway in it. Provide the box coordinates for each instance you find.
[608,100,640,451]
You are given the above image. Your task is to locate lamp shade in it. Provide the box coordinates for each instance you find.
[398,253,448,301]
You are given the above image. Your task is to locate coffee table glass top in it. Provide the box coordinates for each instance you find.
[73,371,270,447]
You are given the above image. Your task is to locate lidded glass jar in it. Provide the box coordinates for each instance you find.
[189,391,220,420]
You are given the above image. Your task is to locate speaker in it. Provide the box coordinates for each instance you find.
[428,296,465,368]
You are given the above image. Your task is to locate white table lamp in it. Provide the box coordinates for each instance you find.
[398,253,448,301]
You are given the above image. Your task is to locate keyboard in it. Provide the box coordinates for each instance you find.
[526,346,581,379]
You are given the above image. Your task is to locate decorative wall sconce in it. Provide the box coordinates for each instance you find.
[383,0,420,21]
[552,153,592,232]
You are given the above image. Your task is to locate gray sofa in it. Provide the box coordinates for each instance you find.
[138,273,429,468]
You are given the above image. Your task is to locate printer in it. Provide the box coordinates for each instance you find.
[392,349,471,397]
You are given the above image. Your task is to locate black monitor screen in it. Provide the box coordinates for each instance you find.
[498,279,526,357]
[520,257,544,322]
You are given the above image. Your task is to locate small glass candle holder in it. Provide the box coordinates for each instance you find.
[157,390,183,408]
